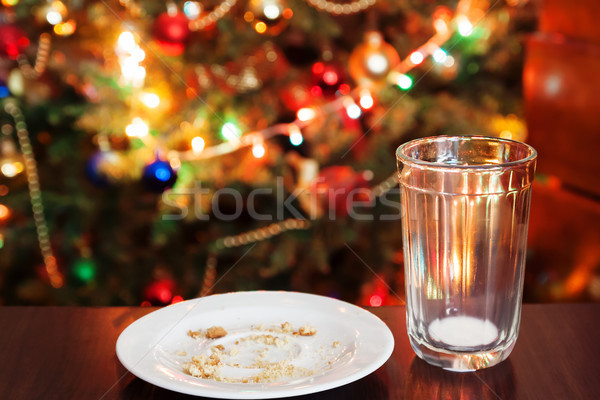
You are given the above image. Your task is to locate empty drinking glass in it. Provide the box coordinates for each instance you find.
[397,135,537,371]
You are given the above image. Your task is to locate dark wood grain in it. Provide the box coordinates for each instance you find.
[0,304,598,399]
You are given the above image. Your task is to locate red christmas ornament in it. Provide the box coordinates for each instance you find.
[153,12,190,56]
[311,62,345,97]
[0,25,30,60]
[280,82,312,111]
[143,278,177,306]
[311,166,371,217]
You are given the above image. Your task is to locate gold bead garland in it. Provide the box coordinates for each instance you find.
[200,253,217,296]
[306,0,376,15]
[370,173,397,197]
[3,100,63,288]
[198,218,310,296]
[17,33,52,79]
[217,218,311,249]
[199,174,398,296]
[189,0,238,31]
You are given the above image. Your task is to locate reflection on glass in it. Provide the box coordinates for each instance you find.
[404,356,516,399]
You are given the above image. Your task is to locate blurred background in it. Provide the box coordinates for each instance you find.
[0,0,598,307]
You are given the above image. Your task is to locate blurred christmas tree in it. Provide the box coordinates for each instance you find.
[0,0,536,306]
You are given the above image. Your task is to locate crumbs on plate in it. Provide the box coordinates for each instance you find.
[183,322,319,383]
[187,325,228,339]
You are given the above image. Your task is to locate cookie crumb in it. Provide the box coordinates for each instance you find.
[188,329,204,339]
[184,321,321,383]
[214,344,225,352]
[281,322,293,332]
[206,326,227,339]
[332,341,340,348]
[298,325,317,336]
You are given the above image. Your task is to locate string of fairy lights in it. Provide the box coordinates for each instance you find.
[0,0,491,291]
[112,0,478,168]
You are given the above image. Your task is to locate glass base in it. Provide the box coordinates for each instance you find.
[408,334,516,372]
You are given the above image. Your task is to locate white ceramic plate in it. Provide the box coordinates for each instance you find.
[116,291,394,399]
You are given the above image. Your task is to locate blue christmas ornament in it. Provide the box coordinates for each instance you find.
[142,158,177,192]
[0,83,9,98]
[85,152,111,187]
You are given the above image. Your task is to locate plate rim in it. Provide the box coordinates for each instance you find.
[116,290,394,399]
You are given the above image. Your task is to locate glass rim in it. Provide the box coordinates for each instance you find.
[396,135,537,170]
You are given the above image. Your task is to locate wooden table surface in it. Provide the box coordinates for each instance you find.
[0,303,599,400]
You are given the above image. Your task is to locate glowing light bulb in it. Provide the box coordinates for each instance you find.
[393,73,413,90]
[297,107,316,122]
[117,31,136,53]
[1,162,18,178]
[169,157,181,170]
[120,58,137,78]
[255,21,267,34]
[312,62,324,74]
[125,117,149,137]
[366,53,389,75]
[288,125,303,146]
[359,90,374,110]
[322,70,339,86]
[116,30,146,88]
[136,66,146,79]
[369,295,383,307]
[221,122,241,142]
[53,19,76,36]
[457,16,473,37]
[140,92,160,108]
[183,1,202,20]
[191,136,205,153]
[433,48,448,64]
[433,18,448,35]
[46,10,63,25]
[132,47,145,62]
[443,55,455,68]
[346,102,362,119]
[121,65,146,88]
[252,143,265,158]
[409,51,424,65]
[0,204,10,221]
[263,4,281,20]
